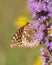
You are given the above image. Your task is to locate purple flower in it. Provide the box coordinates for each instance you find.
[42,3,47,11]
[45,40,50,48]
[47,2,52,12]
[31,13,36,18]
[40,48,48,57]
[40,48,45,56]
[27,0,52,21]
[42,62,47,65]
[48,13,52,18]
[44,0,50,3]
[38,16,47,22]
[40,47,52,65]
[35,31,45,42]
[45,38,52,51]
[31,20,40,29]
[39,24,46,31]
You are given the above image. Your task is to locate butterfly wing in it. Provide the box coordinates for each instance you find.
[10,27,24,48]
[10,22,29,48]
[22,23,40,48]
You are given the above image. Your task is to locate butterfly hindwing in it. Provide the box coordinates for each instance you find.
[22,23,39,48]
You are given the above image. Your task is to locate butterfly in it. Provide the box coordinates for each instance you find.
[10,21,40,48]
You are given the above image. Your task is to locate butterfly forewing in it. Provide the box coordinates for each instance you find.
[10,27,24,48]
[10,22,29,48]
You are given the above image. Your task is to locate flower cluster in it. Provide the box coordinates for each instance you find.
[40,48,52,65]
[27,0,52,65]
[27,0,52,20]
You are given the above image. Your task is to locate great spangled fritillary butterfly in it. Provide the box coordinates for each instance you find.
[10,22,40,48]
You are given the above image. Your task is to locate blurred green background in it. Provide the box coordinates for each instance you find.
[0,0,41,65]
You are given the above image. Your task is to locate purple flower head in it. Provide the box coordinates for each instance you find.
[40,47,52,65]
[31,20,40,29]
[39,24,46,31]
[45,40,50,48]
[47,2,52,18]
[45,39,52,51]
[40,48,48,57]
[35,31,45,42]
[27,0,52,21]
[38,16,47,22]
[40,48,45,56]
[43,0,50,3]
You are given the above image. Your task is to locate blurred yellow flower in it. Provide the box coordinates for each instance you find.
[14,16,28,28]
[33,57,42,65]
